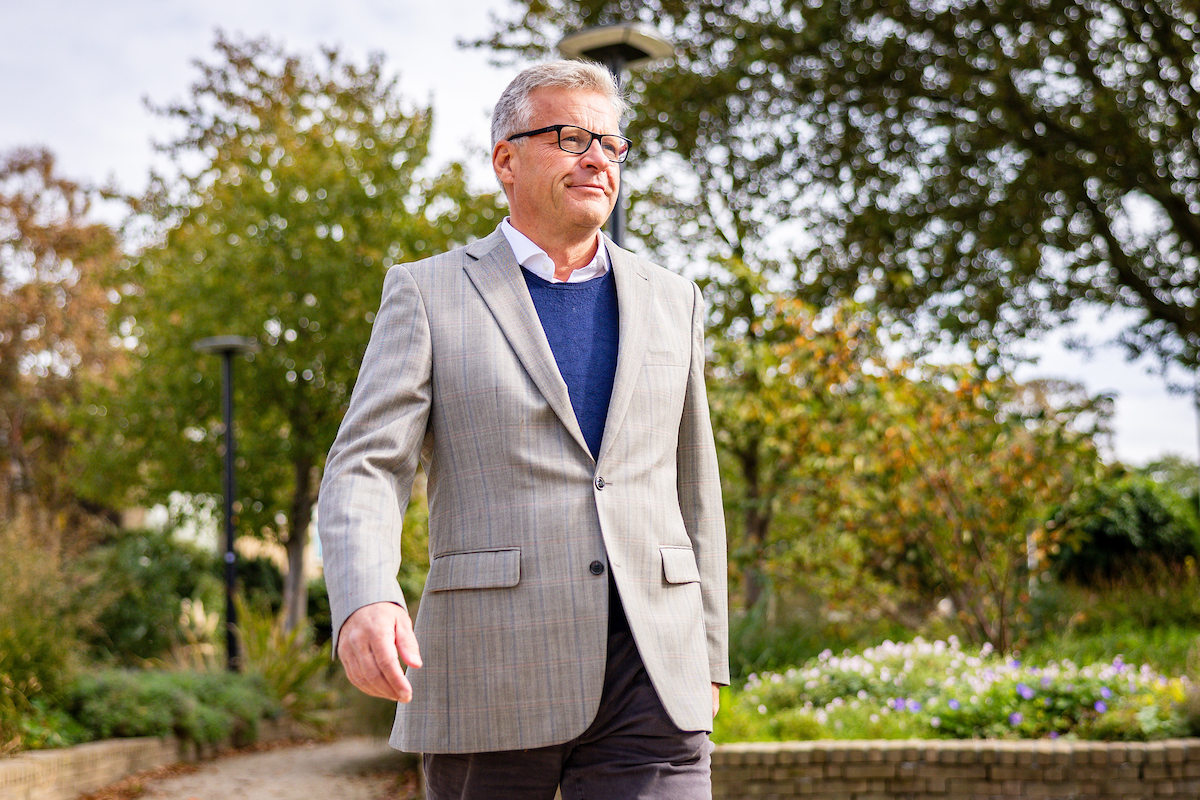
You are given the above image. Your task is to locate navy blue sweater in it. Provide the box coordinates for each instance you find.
[522,268,619,460]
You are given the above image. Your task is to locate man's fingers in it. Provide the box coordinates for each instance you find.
[338,603,421,703]
[368,632,413,702]
[395,615,423,669]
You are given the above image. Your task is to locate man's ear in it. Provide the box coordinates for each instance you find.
[492,140,517,189]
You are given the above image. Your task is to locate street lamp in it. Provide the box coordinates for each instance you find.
[557,23,675,247]
[193,335,259,671]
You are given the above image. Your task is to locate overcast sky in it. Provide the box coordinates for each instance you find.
[3,0,1195,466]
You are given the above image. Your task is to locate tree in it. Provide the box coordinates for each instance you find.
[845,371,1107,651]
[706,266,1110,649]
[704,260,878,610]
[112,33,503,632]
[1048,472,1200,584]
[0,147,124,539]
[478,0,1200,372]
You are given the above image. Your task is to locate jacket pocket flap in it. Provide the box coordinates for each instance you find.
[644,348,687,366]
[661,546,701,584]
[426,548,521,592]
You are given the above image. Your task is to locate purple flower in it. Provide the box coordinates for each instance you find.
[948,699,961,710]
[1101,687,1112,699]
[907,699,922,712]
[1017,683,1035,700]
[1009,712,1024,726]
[1095,701,1107,713]
[1049,731,1059,739]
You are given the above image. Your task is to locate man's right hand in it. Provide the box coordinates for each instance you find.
[336,602,423,703]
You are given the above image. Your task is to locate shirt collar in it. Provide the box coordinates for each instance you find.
[500,218,609,284]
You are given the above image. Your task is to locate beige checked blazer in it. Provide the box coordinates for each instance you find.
[318,226,729,755]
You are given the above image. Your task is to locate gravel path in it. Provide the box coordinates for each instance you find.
[126,737,418,800]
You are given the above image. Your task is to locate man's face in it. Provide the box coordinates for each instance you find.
[493,86,621,244]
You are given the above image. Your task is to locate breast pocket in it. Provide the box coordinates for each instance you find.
[660,546,701,585]
[644,348,688,367]
[425,547,521,592]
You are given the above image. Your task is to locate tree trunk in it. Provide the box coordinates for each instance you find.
[282,456,316,634]
[739,447,773,610]
[283,527,307,634]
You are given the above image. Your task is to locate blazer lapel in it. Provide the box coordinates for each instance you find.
[598,238,651,465]
[464,231,593,458]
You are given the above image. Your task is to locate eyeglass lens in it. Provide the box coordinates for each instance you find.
[558,126,629,162]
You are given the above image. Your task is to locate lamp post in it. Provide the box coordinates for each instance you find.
[192,335,259,671]
[557,24,675,247]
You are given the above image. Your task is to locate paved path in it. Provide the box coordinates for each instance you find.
[130,737,418,800]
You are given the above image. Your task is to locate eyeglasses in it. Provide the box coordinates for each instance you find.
[506,124,632,163]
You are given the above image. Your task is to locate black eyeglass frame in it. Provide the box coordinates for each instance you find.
[506,124,633,163]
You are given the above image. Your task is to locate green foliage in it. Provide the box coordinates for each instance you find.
[67,669,280,747]
[1049,476,1200,584]
[697,261,1109,657]
[237,552,287,612]
[1,147,126,528]
[73,528,220,663]
[703,262,881,610]
[714,638,1195,743]
[0,521,90,753]
[728,599,908,684]
[1023,570,1200,675]
[307,576,333,647]
[235,596,334,730]
[105,32,503,631]
[1139,455,1200,504]
[709,292,1107,652]
[843,373,1106,652]
[12,699,90,751]
[479,0,1200,373]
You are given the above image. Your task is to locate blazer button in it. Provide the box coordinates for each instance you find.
[595,476,606,490]
[589,561,605,576]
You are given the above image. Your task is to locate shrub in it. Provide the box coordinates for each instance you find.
[235,596,334,731]
[238,553,286,612]
[73,528,221,663]
[1049,476,1200,585]
[67,669,281,747]
[0,520,90,753]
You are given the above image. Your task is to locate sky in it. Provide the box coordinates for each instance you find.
[3,0,1196,466]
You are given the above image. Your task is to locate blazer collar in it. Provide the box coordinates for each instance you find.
[598,235,651,465]
[464,229,592,458]
[463,228,654,465]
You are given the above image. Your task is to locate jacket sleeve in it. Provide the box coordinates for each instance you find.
[317,264,433,653]
[676,280,731,686]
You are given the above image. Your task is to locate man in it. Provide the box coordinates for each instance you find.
[318,60,728,799]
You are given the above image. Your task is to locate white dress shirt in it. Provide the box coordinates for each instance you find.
[500,218,610,283]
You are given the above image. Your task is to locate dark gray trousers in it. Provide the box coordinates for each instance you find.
[423,605,712,800]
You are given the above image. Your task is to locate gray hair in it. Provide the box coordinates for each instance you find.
[490,61,629,149]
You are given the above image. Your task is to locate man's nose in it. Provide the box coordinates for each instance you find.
[579,137,611,169]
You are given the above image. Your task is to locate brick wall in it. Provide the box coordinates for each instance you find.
[0,737,182,800]
[6,735,1199,800]
[711,739,1200,799]
[0,719,300,800]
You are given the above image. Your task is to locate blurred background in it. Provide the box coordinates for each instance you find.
[3,0,1200,755]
